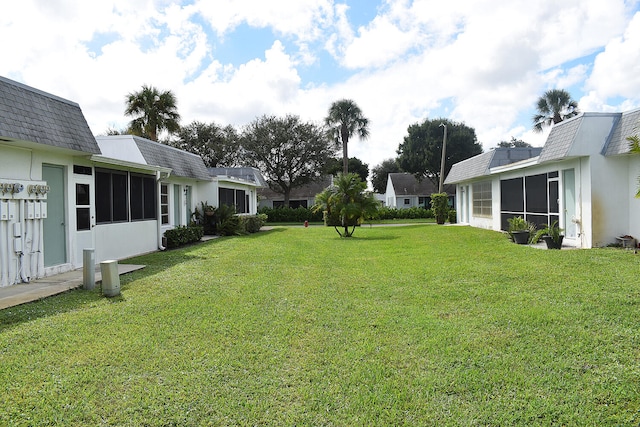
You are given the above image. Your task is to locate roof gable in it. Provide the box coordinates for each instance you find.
[96,135,211,180]
[0,76,100,154]
[388,173,454,195]
[445,148,542,184]
[603,109,640,156]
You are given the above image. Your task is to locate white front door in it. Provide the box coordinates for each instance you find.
[74,175,95,267]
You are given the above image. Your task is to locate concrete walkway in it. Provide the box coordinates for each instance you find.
[0,264,145,310]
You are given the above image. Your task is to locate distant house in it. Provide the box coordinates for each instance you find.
[0,76,264,287]
[445,110,640,248]
[258,176,333,209]
[385,173,455,209]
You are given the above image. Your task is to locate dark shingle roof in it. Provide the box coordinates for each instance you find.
[445,148,542,184]
[604,109,640,156]
[96,135,211,180]
[132,136,211,180]
[0,76,100,154]
[258,176,333,200]
[389,173,455,195]
[538,115,584,163]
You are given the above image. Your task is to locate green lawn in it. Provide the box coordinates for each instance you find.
[1,225,639,426]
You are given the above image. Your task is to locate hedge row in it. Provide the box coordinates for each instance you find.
[259,205,440,222]
[258,206,324,223]
[164,214,267,249]
[164,225,204,249]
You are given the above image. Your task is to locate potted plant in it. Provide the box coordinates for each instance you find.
[507,216,531,244]
[534,220,564,249]
[430,192,449,225]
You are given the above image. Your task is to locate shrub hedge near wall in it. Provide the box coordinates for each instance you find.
[259,205,435,223]
[164,225,204,249]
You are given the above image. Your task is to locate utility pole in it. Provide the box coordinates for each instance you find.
[438,123,447,193]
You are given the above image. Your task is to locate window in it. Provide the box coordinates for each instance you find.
[219,187,248,213]
[160,184,169,225]
[219,188,234,208]
[404,198,410,205]
[130,174,157,221]
[472,181,492,217]
[73,165,92,175]
[75,183,90,231]
[95,169,156,224]
[236,189,246,213]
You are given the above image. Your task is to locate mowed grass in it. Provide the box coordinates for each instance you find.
[1,225,639,426]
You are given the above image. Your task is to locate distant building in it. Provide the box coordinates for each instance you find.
[258,176,333,209]
[385,173,455,209]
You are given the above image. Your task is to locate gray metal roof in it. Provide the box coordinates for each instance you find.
[603,109,640,156]
[0,76,100,154]
[132,136,211,180]
[445,148,542,184]
[209,167,267,187]
[389,173,455,195]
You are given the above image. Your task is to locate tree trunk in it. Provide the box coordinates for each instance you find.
[341,125,349,174]
[283,187,291,208]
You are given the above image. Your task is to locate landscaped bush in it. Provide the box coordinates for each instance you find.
[218,215,242,236]
[241,214,268,233]
[448,209,457,224]
[163,225,204,249]
[258,206,323,223]
[373,206,434,220]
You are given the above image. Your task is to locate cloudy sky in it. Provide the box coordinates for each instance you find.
[2,0,640,170]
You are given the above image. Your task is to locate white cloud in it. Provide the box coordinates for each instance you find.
[1,0,639,170]
[585,12,640,107]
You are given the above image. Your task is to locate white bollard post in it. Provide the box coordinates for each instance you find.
[100,260,120,297]
[83,248,95,290]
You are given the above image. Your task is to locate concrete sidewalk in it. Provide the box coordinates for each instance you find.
[0,264,145,310]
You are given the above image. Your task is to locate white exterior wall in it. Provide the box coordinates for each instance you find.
[94,221,158,263]
[589,155,639,247]
[199,178,260,215]
[629,157,640,244]
[0,145,82,283]
[385,177,396,208]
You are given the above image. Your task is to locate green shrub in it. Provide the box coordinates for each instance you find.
[164,225,204,249]
[242,214,268,233]
[258,206,323,223]
[448,209,457,224]
[372,206,433,220]
[218,216,242,236]
[430,193,449,225]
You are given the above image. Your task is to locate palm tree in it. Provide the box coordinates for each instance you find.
[312,173,379,237]
[532,89,579,132]
[325,99,370,174]
[125,85,181,141]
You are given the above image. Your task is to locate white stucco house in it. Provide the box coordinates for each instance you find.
[445,110,640,248]
[385,172,455,209]
[0,76,263,287]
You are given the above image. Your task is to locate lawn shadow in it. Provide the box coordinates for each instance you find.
[0,250,206,333]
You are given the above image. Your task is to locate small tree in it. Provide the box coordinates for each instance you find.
[430,193,449,225]
[312,173,379,237]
